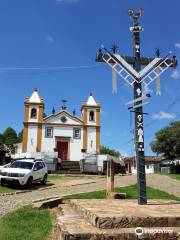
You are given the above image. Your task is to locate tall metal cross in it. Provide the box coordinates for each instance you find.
[96,8,177,205]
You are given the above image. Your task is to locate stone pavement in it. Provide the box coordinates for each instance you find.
[69,199,180,228]
[56,200,180,240]
[146,174,180,197]
[0,174,179,218]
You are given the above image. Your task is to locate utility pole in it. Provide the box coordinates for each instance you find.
[96,8,177,205]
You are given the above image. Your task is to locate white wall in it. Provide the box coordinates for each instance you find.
[87,127,96,153]
[145,164,155,174]
[71,136,83,161]
[25,120,97,161]
[17,143,22,154]
[41,126,83,161]
[131,164,155,174]
[27,125,38,152]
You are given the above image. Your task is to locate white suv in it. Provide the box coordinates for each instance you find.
[0,158,48,188]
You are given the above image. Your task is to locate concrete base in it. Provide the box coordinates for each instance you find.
[69,199,180,228]
[56,200,180,240]
[32,197,63,210]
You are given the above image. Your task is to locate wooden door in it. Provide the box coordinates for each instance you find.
[57,141,68,160]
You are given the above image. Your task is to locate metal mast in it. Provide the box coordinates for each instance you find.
[96,8,177,205]
[129,8,147,204]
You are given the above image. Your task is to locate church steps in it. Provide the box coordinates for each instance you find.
[60,167,80,170]
[58,160,81,174]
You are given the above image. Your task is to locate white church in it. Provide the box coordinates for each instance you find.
[17,89,101,161]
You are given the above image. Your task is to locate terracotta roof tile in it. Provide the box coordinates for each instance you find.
[124,156,162,163]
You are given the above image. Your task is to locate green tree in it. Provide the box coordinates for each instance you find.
[0,134,5,147]
[17,130,23,143]
[100,145,121,157]
[150,121,180,160]
[3,127,18,146]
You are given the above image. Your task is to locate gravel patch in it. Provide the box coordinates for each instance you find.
[0,174,179,217]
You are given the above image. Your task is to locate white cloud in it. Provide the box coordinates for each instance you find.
[171,69,180,79]
[175,43,180,49]
[46,35,55,44]
[56,0,79,3]
[152,111,176,120]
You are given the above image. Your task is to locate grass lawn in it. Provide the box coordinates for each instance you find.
[165,174,180,181]
[64,184,180,201]
[0,206,52,240]
[48,175,64,181]
[0,186,16,193]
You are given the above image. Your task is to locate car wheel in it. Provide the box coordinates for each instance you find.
[26,176,33,188]
[41,174,47,185]
[1,179,5,186]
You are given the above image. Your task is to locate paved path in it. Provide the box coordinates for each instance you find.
[146,174,180,197]
[0,174,179,217]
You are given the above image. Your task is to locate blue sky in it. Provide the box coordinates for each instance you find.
[0,0,180,156]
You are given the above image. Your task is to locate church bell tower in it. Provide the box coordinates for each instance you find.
[22,89,44,153]
[81,93,101,153]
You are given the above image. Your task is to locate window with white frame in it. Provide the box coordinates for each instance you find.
[45,127,53,138]
[73,128,81,139]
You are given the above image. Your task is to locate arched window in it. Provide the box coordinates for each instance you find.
[89,111,95,121]
[31,108,37,119]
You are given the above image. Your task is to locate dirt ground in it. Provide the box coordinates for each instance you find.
[0,174,179,218]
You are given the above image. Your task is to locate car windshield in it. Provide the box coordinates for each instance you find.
[10,161,33,170]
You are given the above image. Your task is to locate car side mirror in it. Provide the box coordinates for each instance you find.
[33,167,38,171]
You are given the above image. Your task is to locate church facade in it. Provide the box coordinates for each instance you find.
[20,89,101,161]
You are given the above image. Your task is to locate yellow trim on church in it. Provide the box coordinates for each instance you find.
[96,109,100,153]
[82,107,88,151]
[36,105,44,152]
[22,90,101,156]
[22,105,29,153]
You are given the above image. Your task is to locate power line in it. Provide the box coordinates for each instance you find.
[105,113,180,154]
[106,95,180,149]
[103,94,180,151]
[105,138,134,149]
[0,64,100,76]
[0,64,99,71]
[145,113,180,141]
[166,95,180,111]
[145,93,180,127]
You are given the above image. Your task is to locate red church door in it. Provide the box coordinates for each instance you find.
[57,141,68,160]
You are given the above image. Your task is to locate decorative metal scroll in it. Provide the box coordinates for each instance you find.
[101,47,174,90]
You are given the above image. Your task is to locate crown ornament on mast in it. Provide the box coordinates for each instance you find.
[97,8,177,97]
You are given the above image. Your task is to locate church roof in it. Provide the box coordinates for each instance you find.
[27,89,43,104]
[43,110,83,124]
[86,93,99,106]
